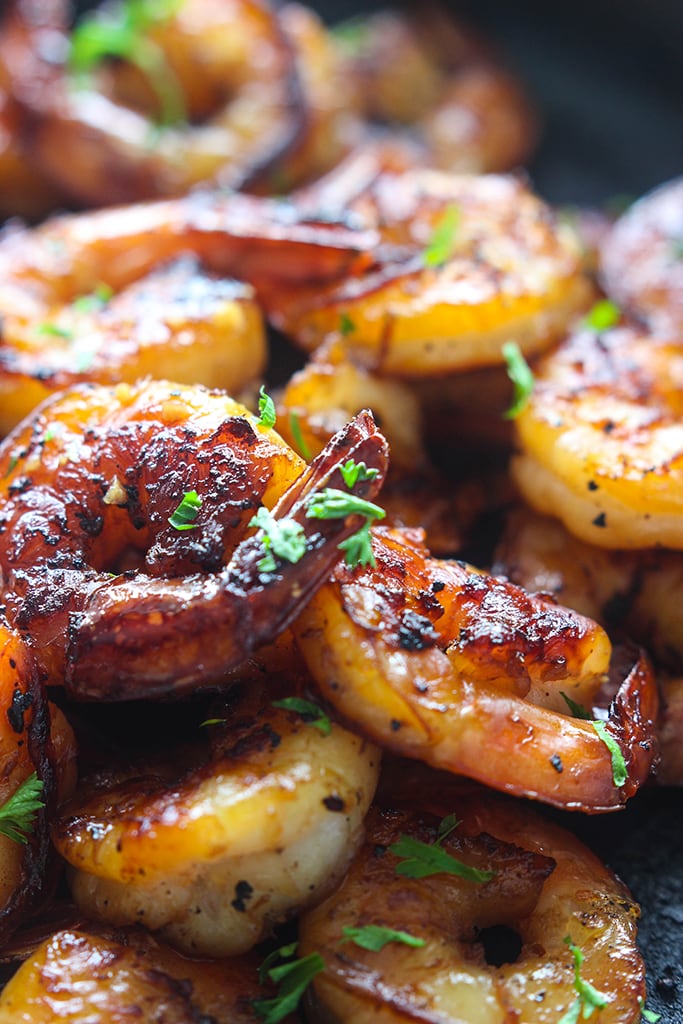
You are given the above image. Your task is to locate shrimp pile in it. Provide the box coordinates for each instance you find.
[0,1,676,1021]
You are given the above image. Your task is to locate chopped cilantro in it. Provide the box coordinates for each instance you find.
[0,773,44,845]
[168,489,202,530]
[288,411,312,460]
[502,340,534,418]
[254,944,325,1024]
[272,697,331,735]
[257,386,277,429]
[339,458,379,489]
[424,204,460,268]
[584,299,621,331]
[592,721,628,787]
[341,924,425,951]
[249,506,307,574]
[558,937,610,1024]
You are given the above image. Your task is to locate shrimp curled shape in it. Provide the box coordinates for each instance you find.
[52,678,380,956]
[511,322,683,549]
[0,379,388,700]
[299,774,647,1023]
[0,188,378,434]
[293,527,658,811]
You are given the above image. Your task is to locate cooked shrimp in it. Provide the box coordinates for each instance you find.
[495,505,683,671]
[14,0,302,206]
[0,189,377,433]
[0,620,76,946]
[267,168,594,376]
[0,925,266,1022]
[300,772,647,1023]
[293,526,658,811]
[600,176,683,333]
[511,321,683,549]
[0,379,388,700]
[52,671,380,956]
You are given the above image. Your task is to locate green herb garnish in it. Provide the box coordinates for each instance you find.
[0,773,44,845]
[560,692,592,720]
[338,519,376,568]
[272,697,331,735]
[250,506,307,574]
[72,282,114,314]
[254,945,325,1024]
[558,937,610,1024]
[502,340,534,418]
[168,489,202,530]
[389,814,494,883]
[257,386,277,429]
[592,721,627,788]
[339,458,379,489]
[37,322,74,340]
[638,997,661,1023]
[584,299,621,332]
[424,204,460,268]
[339,312,356,336]
[341,925,425,952]
[306,488,385,523]
[289,411,312,461]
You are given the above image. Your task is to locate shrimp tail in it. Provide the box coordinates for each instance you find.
[65,411,389,701]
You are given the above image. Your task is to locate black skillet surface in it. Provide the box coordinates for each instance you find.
[310,0,683,1017]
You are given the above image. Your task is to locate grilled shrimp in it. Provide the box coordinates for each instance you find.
[52,673,380,956]
[300,771,647,1024]
[0,925,266,1022]
[0,379,388,699]
[267,168,594,376]
[0,620,76,945]
[0,190,377,434]
[14,0,302,206]
[511,320,683,549]
[601,176,683,333]
[293,527,658,811]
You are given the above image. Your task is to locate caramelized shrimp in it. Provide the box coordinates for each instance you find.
[0,189,377,433]
[0,379,388,699]
[293,527,658,810]
[268,168,594,376]
[0,620,76,945]
[601,176,683,333]
[53,675,379,956]
[17,0,303,206]
[511,321,683,549]
[0,925,266,1022]
[300,773,647,1023]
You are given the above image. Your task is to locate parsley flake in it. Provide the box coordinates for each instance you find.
[168,490,202,531]
[638,997,661,1023]
[257,386,277,429]
[272,697,331,735]
[339,458,379,489]
[0,772,44,845]
[338,519,376,568]
[502,341,534,418]
[592,721,628,787]
[424,204,460,267]
[389,814,494,883]
[339,312,356,336]
[254,945,325,1024]
[341,924,425,952]
[37,322,74,340]
[289,411,311,460]
[584,299,621,332]
[560,692,592,720]
[249,506,307,574]
[306,488,385,523]
[558,937,610,1024]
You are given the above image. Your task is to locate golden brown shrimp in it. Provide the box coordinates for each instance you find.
[600,176,683,333]
[0,379,388,700]
[52,672,380,957]
[293,526,658,811]
[267,168,594,376]
[0,925,267,1022]
[300,772,647,1024]
[0,620,76,946]
[14,0,303,207]
[0,188,378,433]
[511,321,683,549]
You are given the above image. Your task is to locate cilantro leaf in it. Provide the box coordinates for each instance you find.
[424,204,460,267]
[592,721,628,787]
[306,488,385,523]
[0,773,45,845]
[272,697,331,735]
[560,692,592,720]
[638,997,661,1023]
[560,937,610,1023]
[339,458,379,490]
[341,924,425,952]
[249,506,307,574]
[254,948,325,1024]
[289,411,311,460]
[389,827,495,883]
[584,299,621,331]
[37,322,74,340]
[502,340,534,418]
[339,312,356,336]
[72,282,114,314]
[338,520,376,569]
[258,386,277,429]
[168,489,202,530]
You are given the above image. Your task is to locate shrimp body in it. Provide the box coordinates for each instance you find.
[293,527,658,810]
[512,323,683,549]
[0,926,266,1022]
[0,379,388,699]
[53,680,380,956]
[268,169,594,376]
[300,776,646,1024]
